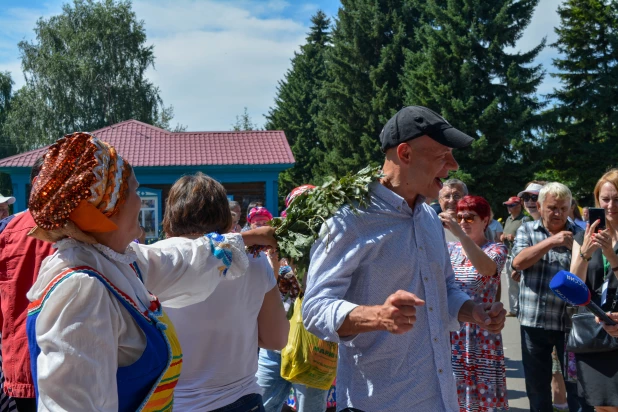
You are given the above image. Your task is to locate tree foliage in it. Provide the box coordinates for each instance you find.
[402,0,546,212]
[544,0,618,204]
[232,107,258,131]
[315,0,425,177]
[265,11,332,200]
[3,0,173,150]
[0,72,17,196]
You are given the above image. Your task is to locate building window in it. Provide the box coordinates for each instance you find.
[137,187,162,243]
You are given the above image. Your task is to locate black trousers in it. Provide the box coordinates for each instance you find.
[520,326,593,412]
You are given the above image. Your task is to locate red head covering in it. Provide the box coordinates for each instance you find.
[247,207,273,224]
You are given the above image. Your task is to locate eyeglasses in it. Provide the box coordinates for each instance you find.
[522,194,538,202]
[456,214,478,223]
[440,194,462,201]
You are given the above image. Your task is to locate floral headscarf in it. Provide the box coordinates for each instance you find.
[246,207,273,224]
[28,132,132,243]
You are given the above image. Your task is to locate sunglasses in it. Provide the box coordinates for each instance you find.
[456,214,478,223]
[522,194,538,202]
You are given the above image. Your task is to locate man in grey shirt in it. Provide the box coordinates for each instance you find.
[303,106,507,412]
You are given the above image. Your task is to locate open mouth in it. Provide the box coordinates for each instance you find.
[435,178,444,189]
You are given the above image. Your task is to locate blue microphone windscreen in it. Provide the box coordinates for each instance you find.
[549,270,590,306]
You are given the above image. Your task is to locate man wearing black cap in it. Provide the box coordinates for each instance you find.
[303,106,506,412]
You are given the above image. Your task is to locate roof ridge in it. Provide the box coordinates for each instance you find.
[91,119,172,135]
[173,130,284,135]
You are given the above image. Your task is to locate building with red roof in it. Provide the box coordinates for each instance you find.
[0,120,294,241]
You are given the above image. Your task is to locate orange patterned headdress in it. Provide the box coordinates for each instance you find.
[28,132,132,243]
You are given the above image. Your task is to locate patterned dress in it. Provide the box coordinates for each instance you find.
[448,241,509,412]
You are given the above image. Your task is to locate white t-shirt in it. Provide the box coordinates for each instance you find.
[164,239,277,411]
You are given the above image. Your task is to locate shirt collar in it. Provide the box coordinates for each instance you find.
[370,181,421,215]
[532,218,577,233]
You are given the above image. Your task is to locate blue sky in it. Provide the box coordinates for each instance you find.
[0,0,562,131]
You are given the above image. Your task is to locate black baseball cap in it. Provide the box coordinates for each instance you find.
[379,106,474,152]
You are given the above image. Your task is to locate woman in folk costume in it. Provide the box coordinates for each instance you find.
[25,132,276,411]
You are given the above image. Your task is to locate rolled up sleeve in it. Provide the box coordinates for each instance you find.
[302,214,362,344]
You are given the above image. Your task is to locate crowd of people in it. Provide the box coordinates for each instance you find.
[0,105,616,412]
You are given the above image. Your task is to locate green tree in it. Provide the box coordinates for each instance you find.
[0,72,17,196]
[316,0,425,177]
[403,0,546,214]
[265,10,332,199]
[544,0,618,203]
[3,0,174,150]
[232,107,258,131]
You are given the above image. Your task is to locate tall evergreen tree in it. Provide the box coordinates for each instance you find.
[265,11,331,197]
[0,72,17,196]
[403,0,545,213]
[3,0,174,150]
[316,0,424,177]
[544,0,618,203]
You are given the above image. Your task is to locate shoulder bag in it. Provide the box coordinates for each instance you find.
[566,257,618,353]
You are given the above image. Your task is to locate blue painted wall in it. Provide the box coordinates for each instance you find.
[0,164,291,219]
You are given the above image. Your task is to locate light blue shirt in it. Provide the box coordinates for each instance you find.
[303,182,471,412]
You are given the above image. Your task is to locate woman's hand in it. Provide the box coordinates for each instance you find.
[597,313,618,338]
[580,220,602,259]
[439,212,465,239]
[241,226,277,249]
[592,227,614,258]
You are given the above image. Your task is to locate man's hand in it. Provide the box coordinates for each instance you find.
[551,231,574,250]
[597,313,618,338]
[378,290,425,334]
[471,302,506,334]
[438,212,465,239]
[510,270,521,282]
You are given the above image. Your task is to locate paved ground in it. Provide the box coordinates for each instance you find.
[500,272,530,411]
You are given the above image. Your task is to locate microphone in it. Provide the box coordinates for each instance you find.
[550,270,617,326]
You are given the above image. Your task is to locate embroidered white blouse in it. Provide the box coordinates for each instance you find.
[27,234,249,412]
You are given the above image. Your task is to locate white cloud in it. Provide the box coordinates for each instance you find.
[132,0,307,130]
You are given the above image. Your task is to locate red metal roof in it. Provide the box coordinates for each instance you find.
[0,120,295,168]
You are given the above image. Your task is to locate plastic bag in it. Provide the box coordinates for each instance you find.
[280,298,338,390]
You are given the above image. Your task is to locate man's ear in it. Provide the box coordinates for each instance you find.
[396,142,413,165]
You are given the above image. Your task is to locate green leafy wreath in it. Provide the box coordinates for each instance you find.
[249,165,383,284]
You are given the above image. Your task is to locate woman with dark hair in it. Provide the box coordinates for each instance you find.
[162,173,289,411]
[25,133,276,411]
[440,195,509,411]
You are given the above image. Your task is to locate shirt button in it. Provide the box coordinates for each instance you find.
[433,338,438,342]
[419,246,423,250]
[438,369,443,373]
[424,277,428,281]
[429,307,433,311]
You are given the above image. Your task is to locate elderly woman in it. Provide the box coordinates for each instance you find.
[161,173,289,411]
[570,169,618,411]
[25,133,275,411]
[440,195,509,411]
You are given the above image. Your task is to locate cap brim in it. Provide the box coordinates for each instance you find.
[0,196,15,205]
[517,190,539,198]
[432,126,474,149]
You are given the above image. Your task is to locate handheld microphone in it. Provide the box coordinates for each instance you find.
[550,270,617,326]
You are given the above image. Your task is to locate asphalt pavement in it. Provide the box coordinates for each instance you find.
[500,271,530,411]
